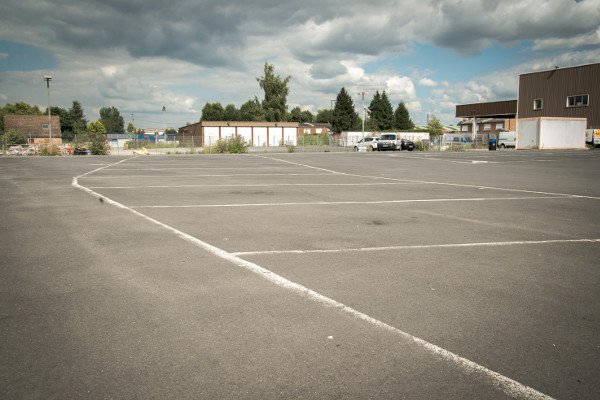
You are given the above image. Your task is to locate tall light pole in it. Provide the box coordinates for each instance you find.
[358,92,366,138]
[162,106,166,142]
[330,99,336,131]
[131,113,137,144]
[44,76,52,142]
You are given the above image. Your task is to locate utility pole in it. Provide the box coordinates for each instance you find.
[358,92,366,137]
[162,106,166,144]
[44,76,52,143]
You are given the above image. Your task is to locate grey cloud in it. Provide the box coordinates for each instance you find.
[309,62,347,79]
[425,0,600,53]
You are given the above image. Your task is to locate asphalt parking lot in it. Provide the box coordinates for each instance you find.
[1,149,599,399]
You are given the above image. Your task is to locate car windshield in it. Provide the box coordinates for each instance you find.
[380,134,396,140]
[364,138,373,142]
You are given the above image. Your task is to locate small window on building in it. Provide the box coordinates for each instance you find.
[533,98,543,110]
[566,94,589,107]
[483,123,492,131]
[496,122,504,130]
[42,123,49,129]
[461,124,469,132]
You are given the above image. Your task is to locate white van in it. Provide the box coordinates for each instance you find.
[586,129,600,147]
[498,131,517,148]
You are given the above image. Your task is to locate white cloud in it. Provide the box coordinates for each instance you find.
[385,76,417,101]
[419,78,437,87]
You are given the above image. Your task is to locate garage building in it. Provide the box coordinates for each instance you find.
[178,121,299,147]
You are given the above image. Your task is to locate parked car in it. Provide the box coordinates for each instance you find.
[73,147,91,155]
[399,139,415,151]
[377,133,399,151]
[353,137,379,152]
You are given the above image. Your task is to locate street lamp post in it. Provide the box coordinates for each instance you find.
[162,106,166,143]
[330,99,336,129]
[358,92,366,138]
[44,76,52,142]
[472,110,477,149]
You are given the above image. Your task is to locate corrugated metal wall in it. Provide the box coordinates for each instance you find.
[518,63,600,129]
[455,100,517,118]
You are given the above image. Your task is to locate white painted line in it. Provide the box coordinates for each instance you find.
[88,182,415,189]
[78,173,334,179]
[259,155,600,200]
[232,238,600,256]
[105,166,305,171]
[395,156,498,164]
[72,163,555,400]
[132,196,566,209]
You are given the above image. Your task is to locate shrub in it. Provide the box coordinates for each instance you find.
[298,132,330,146]
[3,129,26,145]
[208,134,248,154]
[415,141,429,151]
[87,120,109,155]
[38,143,60,156]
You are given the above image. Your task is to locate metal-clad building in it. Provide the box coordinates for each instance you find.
[518,63,600,129]
[455,100,517,119]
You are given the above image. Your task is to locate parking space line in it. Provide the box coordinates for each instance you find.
[78,173,334,179]
[87,182,415,189]
[261,155,600,200]
[232,238,600,256]
[104,166,308,171]
[72,161,555,400]
[131,196,567,209]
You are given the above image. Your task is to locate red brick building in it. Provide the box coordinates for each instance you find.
[3,114,62,144]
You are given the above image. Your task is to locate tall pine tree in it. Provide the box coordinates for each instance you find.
[393,101,414,130]
[332,87,358,133]
[368,91,393,131]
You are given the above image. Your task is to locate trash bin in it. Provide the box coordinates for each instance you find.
[488,138,497,151]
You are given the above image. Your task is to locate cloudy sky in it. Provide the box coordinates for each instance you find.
[1,0,599,130]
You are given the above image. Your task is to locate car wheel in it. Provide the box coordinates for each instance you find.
[353,146,358,152]
[500,143,506,149]
[368,145,373,151]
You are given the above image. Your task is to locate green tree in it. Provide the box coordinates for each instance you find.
[0,102,43,131]
[427,115,444,136]
[3,129,26,144]
[288,106,302,122]
[393,101,414,130]
[352,115,364,131]
[223,104,239,121]
[87,120,109,155]
[48,106,74,141]
[201,102,224,121]
[239,97,265,121]
[68,101,87,141]
[315,109,331,123]
[368,90,393,131]
[127,122,136,133]
[99,107,125,134]
[332,87,359,133]
[257,63,291,122]
[300,110,314,123]
[69,101,86,125]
